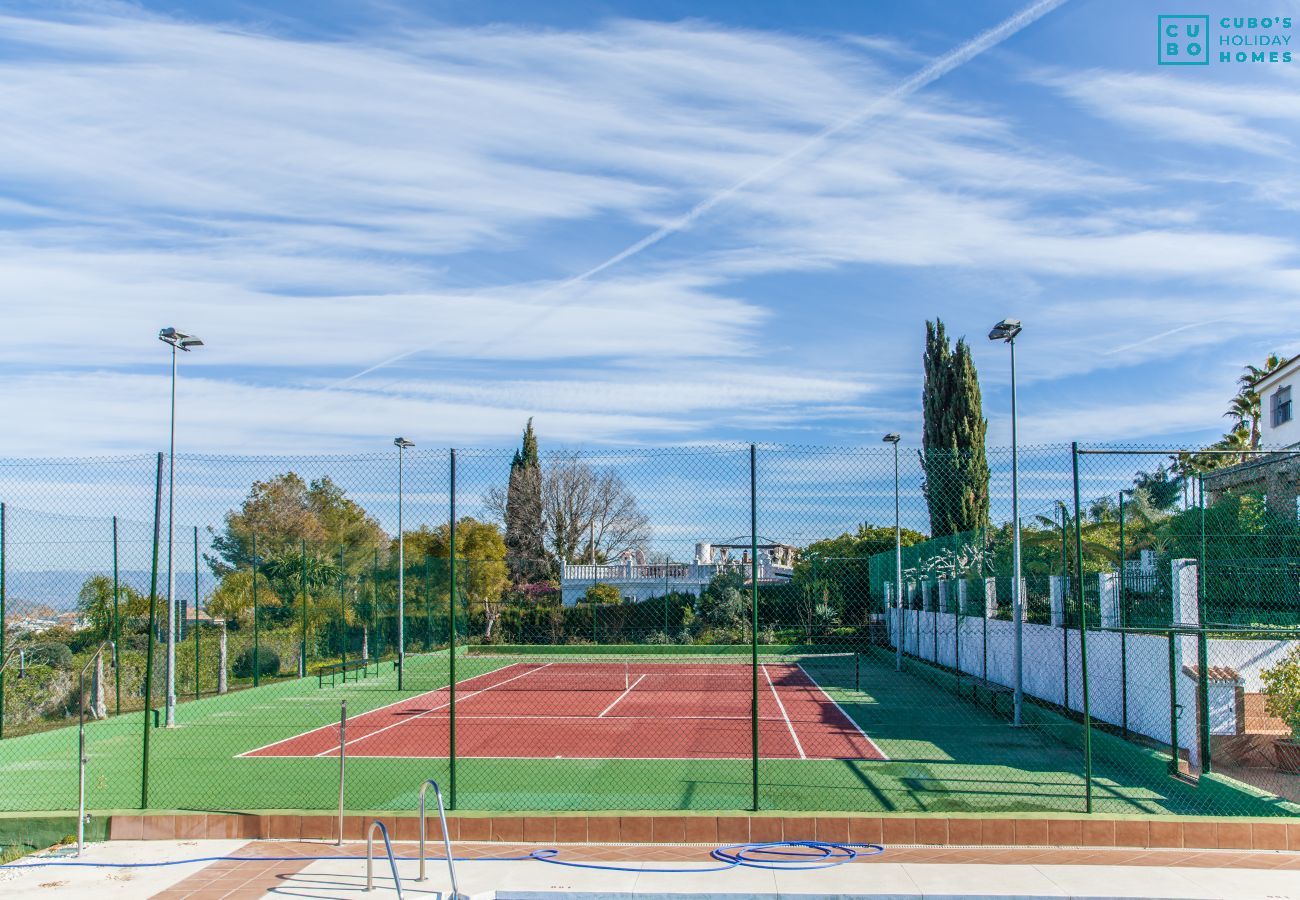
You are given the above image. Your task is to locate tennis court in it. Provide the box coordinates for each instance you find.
[243,656,885,761]
[0,645,1295,816]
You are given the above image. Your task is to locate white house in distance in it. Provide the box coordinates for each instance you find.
[1256,356,1299,448]
[559,537,796,606]
[1202,354,1300,515]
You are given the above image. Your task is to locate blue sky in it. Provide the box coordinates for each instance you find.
[2,0,1299,456]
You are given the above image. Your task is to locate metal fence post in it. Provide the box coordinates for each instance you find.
[1118,493,1128,738]
[1060,502,1070,711]
[300,538,308,678]
[194,526,200,701]
[0,502,5,739]
[113,515,122,716]
[1197,473,1211,773]
[251,533,260,687]
[1072,443,1093,813]
[750,443,759,812]
[339,545,347,678]
[141,452,164,808]
[449,448,457,810]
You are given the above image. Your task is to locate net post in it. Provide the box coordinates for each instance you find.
[750,443,759,813]
[854,652,860,692]
[448,448,457,810]
[1072,442,1093,813]
[337,699,347,845]
[142,451,164,809]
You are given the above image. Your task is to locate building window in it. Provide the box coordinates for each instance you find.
[1272,386,1293,428]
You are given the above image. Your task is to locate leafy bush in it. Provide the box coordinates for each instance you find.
[583,582,622,605]
[232,646,279,679]
[1261,646,1300,741]
[26,642,72,669]
[643,630,673,645]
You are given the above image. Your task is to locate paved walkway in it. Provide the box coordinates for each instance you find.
[2,839,1299,898]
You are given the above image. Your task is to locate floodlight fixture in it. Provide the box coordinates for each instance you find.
[394,437,415,449]
[159,327,204,351]
[882,433,901,444]
[988,318,1022,343]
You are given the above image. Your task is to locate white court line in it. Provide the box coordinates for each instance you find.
[235,662,534,758]
[795,662,889,761]
[310,662,554,757]
[762,664,806,760]
[598,674,645,717]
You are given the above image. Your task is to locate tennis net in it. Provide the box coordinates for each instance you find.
[458,651,856,692]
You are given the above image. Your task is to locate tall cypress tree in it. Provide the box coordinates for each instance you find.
[504,418,545,579]
[922,320,990,537]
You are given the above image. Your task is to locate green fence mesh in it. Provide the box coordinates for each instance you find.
[0,444,1296,817]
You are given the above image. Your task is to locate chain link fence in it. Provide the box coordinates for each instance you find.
[0,444,1296,816]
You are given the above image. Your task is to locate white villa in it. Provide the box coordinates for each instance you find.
[1255,356,1299,449]
[559,537,797,606]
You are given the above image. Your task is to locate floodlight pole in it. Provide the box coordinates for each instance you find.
[989,319,1023,727]
[395,438,413,691]
[158,327,201,728]
[1008,335,1019,723]
[1009,334,1023,727]
[165,340,178,727]
[883,434,903,672]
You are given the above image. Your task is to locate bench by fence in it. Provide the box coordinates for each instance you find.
[317,658,376,688]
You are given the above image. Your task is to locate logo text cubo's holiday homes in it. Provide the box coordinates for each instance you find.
[1159,15,1293,65]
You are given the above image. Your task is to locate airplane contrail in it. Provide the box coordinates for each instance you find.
[325,0,1071,392]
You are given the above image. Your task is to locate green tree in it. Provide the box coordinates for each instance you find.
[205,569,280,627]
[921,319,990,536]
[798,523,927,566]
[503,419,545,579]
[1129,466,1183,512]
[76,575,149,638]
[1231,353,1291,449]
[406,518,510,638]
[208,473,386,576]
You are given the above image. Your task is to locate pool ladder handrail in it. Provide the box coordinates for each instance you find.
[365,819,402,897]
[418,779,460,895]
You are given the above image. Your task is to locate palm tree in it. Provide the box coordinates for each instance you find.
[1234,353,1291,449]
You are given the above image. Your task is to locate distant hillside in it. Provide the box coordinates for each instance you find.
[3,570,220,611]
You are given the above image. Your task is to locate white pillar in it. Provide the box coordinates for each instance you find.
[217,622,228,695]
[921,581,932,612]
[91,654,106,719]
[957,579,968,615]
[984,577,998,618]
[1099,572,1120,630]
[1049,575,1065,627]
[1172,558,1199,627]
[937,579,950,613]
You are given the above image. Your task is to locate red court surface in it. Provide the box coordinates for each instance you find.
[242,660,886,761]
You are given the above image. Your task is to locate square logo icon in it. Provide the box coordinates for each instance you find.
[1159,15,1210,65]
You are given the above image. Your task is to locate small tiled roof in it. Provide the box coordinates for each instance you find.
[1181,664,1242,682]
